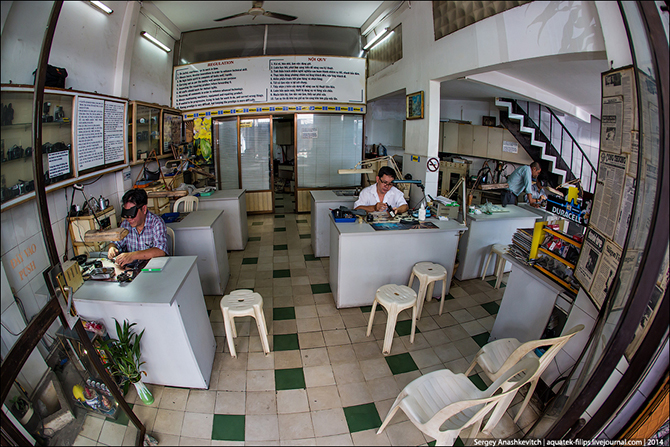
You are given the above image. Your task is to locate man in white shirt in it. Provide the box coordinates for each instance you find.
[354,166,409,214]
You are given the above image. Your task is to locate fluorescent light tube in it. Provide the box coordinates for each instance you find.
[369,30,394,51]
[363,28,388,50]
[338,169,375,174]
[89,1,113,14]
[141,31,171,53]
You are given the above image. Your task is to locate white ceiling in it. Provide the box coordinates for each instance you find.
[151,1,384,31]
[150,1,606,119]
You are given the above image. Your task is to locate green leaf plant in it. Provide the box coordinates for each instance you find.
[99,319,147,393]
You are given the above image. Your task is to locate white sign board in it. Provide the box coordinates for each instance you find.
[502,140,518,154]
[104,101,126,164]
[48,151,70,178]
[173,56,366,110]
[76,97,105,170]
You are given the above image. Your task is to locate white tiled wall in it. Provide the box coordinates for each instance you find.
[0,170,125,391]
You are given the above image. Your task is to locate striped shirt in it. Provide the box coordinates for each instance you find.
[116,211,168,255]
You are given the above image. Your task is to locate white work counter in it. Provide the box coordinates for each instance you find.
[489,253,572,343]
[329,215,466,308]
[310,190,359,258]
[488,254,596,387]
[167,210,229,295]
[73,256,216,389]
[454,205,539,281]
[197,189,248,250]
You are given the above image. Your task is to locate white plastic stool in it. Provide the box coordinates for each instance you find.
[407,262,449,319]
[220,289,271,358]
[481,244,509,289]
[366,284,418,355]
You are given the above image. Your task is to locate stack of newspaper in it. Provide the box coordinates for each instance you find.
[509,227,534,262]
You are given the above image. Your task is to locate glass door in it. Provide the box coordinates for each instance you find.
[295,113,364,211]
[213,118,240,190]
[240,117,273,213]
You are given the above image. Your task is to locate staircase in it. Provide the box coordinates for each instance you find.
[496,98,598,193]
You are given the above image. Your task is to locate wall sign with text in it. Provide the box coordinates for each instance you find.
[173,56,366,111]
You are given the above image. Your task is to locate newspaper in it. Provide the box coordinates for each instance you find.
[600,96,623,154]
[603,68,638,135]
[589,239,622,309]
[575,228,606,293]
[627,131,639,178]
[613,175,636,249]
[590,153,628,240]
[612,249,642,310]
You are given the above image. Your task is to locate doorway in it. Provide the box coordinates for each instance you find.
[273,116,295,213]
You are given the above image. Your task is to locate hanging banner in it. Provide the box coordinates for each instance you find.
[173,56,366,110]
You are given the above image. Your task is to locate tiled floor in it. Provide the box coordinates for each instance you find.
[73,193,541,446]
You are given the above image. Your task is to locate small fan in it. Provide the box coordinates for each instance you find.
[214,1,297,22]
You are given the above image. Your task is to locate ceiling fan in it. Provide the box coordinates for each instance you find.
[214,1,298,22]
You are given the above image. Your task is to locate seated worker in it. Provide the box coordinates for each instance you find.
[501,161,543,207]
[107,189,168,267]
[354,166,409,214]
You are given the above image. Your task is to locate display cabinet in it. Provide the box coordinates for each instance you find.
[530,221,583,295]
[128,101,182,164]
[1,87,74,204]
[162,110,183,155]
[2,85,129,211]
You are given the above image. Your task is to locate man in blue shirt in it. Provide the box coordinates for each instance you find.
[107,189,168,266]
[502,162,543,207]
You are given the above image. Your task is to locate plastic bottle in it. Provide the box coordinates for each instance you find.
[418,203,426,221]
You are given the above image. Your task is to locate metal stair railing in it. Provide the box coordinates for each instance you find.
[500,98,598,193]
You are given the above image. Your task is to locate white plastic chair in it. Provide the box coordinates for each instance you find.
[378,357,540,446]
[220,290,271,358]
[366,284,417,355]
[407,262,449,319]
[481,244,509,289]
[166,226,175,256]
[465,324,584,423]
[173,195,199,213]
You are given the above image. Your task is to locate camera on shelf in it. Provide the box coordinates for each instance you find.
[7,145,24,160]
[54,105,65,121]
[42,102,54,123]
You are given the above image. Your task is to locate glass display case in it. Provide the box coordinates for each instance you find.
[162,111,183,156]
[1,87,74,204]
[128,101,182,163]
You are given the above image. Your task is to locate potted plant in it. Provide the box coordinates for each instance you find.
[100,319,154,405]
[10,396,34,425]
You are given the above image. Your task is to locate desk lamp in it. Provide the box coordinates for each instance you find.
[393,178,426,210]
[72,184,128,243]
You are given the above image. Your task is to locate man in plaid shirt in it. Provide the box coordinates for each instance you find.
[107,189,168,267]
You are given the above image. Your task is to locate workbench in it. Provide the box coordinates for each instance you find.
[329,215,466,308]
[197,189,249,250]
[73,256,216,389]
[454,205,539,280]
[310,190,358,258]
[167,210,229,295]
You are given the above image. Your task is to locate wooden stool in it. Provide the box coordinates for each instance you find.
[481,244,509,289]
[220,290,270,358]
[408,262,449,319]
[366,284,417,355]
